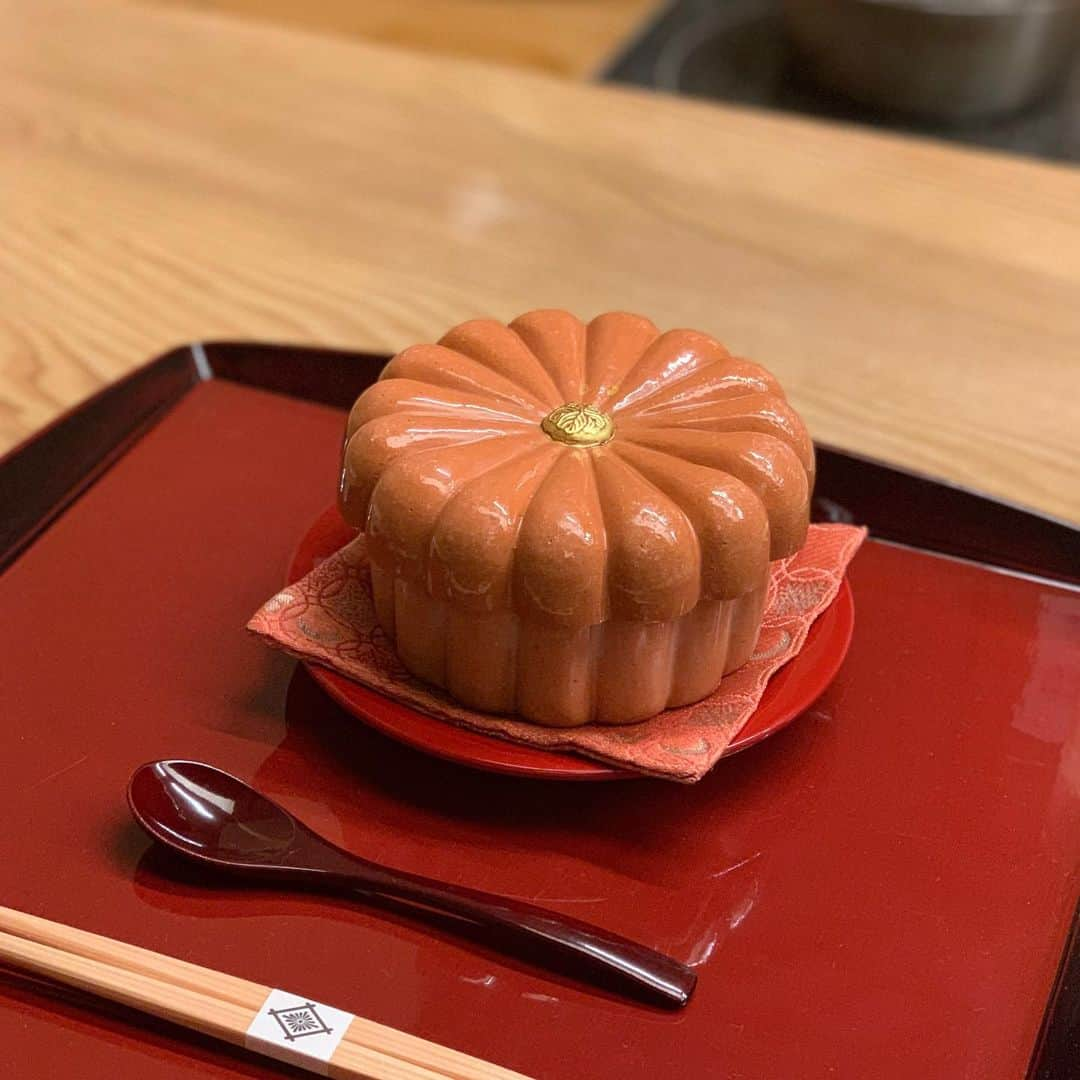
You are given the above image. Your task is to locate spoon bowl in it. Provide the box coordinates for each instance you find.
[128,760,696,1008]
[129,760,303,868]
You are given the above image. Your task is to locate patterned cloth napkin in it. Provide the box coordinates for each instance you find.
[249,524,866,783]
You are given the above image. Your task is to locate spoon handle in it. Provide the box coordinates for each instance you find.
[309,850,696,1008]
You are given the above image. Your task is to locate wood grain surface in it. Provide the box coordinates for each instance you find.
[0,905,531,1079]
[145,0,659,77]
[3,0,1079,522]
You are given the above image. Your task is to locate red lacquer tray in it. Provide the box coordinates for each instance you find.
[1,342,1078,1080]
[289,506,856,780]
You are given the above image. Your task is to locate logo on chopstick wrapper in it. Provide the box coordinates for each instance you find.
[246,988,353,1073]
[269,1001,334,1041]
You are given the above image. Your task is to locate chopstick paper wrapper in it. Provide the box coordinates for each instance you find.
[250,523,867,782]
[0,905,531,1079]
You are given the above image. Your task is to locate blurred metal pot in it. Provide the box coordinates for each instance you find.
[782,0,1080,122]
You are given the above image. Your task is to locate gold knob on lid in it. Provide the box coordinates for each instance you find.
[541,403,614,448]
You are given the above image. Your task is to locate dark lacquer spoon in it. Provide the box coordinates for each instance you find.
[127,760,696,1008]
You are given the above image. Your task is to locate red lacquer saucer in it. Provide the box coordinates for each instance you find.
[289,506,855,781]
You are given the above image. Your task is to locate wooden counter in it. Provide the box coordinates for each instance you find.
[146,0,658,77]
[3,0,1079,522]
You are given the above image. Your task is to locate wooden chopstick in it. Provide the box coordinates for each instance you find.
[0,906,483,1076]
[0,906,532,1080]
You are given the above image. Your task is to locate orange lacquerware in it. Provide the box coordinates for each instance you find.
[339,310,814,727]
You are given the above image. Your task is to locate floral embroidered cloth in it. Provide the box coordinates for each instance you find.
[249,524,867,783]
